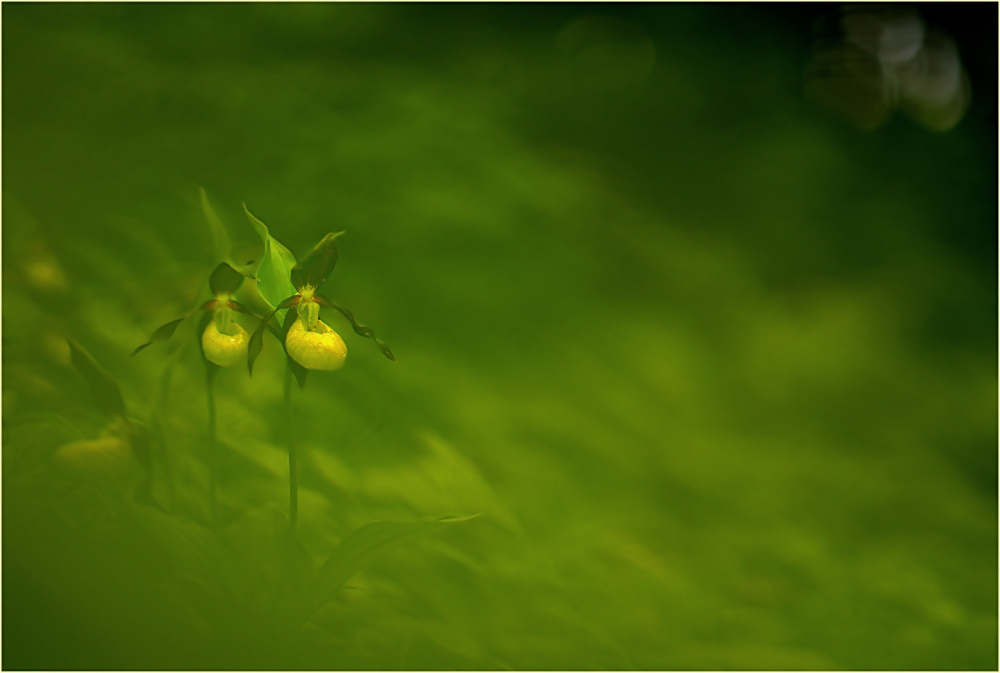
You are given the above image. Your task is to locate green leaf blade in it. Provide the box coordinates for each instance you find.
[246,311,274,377]
[243,204,297,321]
[68,339,127,420]
[131,317,186,356]
[285,514,480,629]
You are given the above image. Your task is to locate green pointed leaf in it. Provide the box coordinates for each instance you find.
[290,232,343,291]
[243,204,297,321]
[132,317,186,356]
[68,339,127,420]
[247,315,272,377]
[200,187,232,263]
[280,298,300,336]
[133,299,218,357]
[209,262,245,297]
[284,514,480,629]
[316,295,395,361]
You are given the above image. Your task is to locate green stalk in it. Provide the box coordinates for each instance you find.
[284,364,298,533]
[206,369,218,527]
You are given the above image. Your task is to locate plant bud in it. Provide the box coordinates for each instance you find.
[202,319,249,367]
[285,317,347,370]
[54,437,131,475]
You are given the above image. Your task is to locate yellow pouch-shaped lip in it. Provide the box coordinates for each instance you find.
[202,320,249,368]
[286,318,347,370]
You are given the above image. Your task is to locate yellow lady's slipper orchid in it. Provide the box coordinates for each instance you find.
[202,318,249,368]
[285,317,347,370]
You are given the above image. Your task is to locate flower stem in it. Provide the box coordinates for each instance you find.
[206,370,218,527]
[284,364,298,533]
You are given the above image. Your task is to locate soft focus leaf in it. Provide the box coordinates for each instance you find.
[68,339,127,420]
[246,317,270,377]
[243,204,297,321]
[132,317,186,356]
[129,504,227,591]
[290,232,343,291]
[283,514,480,629]
[218,509,319,630]
[209,262,245,297]
[126,417,154,473]
[200,187,232,263]
[133,299,218,357]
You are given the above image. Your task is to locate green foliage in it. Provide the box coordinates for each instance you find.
[3,4,996,671]
[131,317,186,356]
[120,503,477,650]
[68,339,127,420]
[318,296,396,361]
[284,514,481,629]
[243,204,297,322]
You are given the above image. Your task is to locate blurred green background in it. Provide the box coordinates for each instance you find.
[3,4,996,670]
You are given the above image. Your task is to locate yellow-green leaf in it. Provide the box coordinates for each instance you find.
[243,204,297,322]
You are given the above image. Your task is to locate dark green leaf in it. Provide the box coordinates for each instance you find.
[133,299,217,357]
[282,514,480,629]
[132,317,186,356]
[316,295,395,361]
[280,302,298,339]
[247,314,272,377]
[68,339,127,420]
[209,262,245,297]
[290,232,343,291]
